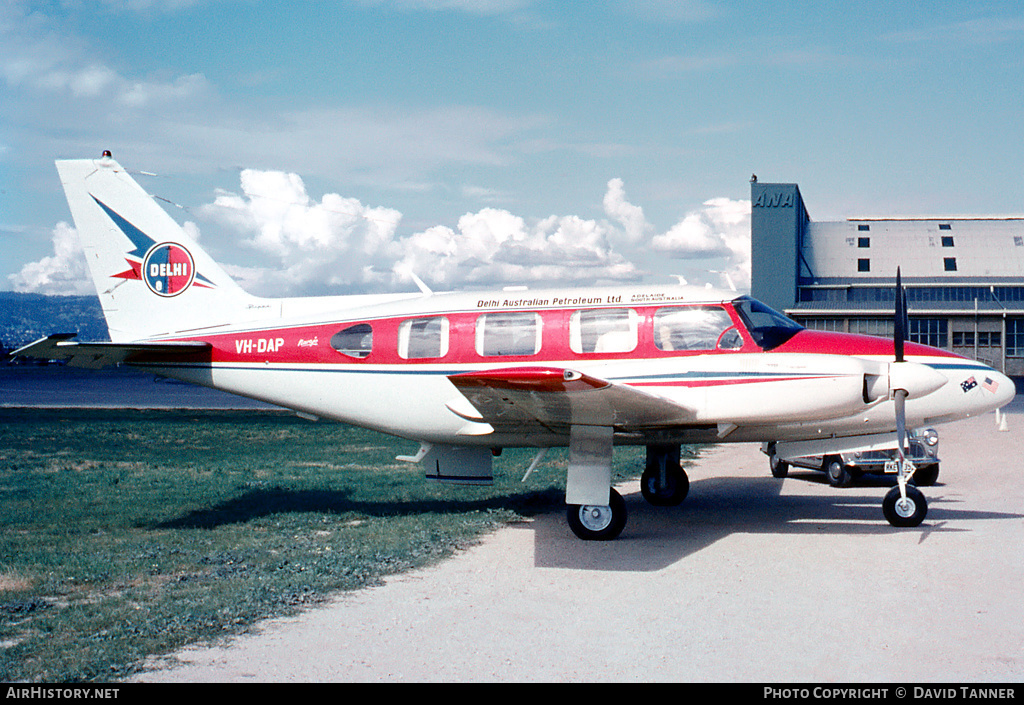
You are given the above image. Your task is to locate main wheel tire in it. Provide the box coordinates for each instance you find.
[912,463,940,487]
[769,452,790,479]
[640,464,689,506]
[824,456,853,488]
[567,487,627,541]
[883,485,928,527]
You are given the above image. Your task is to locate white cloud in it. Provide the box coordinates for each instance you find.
[202,169,644,295]
[602,178,649,245]
[198,169,751,296]
[0,3,210,111]
[650,197,751,290]
[393,208,642,288]
[8,222,93,295]
[200,169,403,295]
[16,167,749,299]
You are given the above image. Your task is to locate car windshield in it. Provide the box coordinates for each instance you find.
[733,296,803,350]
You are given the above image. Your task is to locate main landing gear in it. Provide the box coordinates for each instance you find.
[640,444,689,506]
[565,444,690,541]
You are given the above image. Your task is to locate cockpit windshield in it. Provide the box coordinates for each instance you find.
[733,296,804,350]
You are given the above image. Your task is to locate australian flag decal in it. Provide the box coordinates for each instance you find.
[960,377,978,393]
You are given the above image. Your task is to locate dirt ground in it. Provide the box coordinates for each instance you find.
[135,403,1024,683]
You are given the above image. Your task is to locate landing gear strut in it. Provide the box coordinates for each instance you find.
[640,444,689,506]
[883,387,927,528]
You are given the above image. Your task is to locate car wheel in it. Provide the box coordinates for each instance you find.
[824,456,853,488]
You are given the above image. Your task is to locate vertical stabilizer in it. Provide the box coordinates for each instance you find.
[55,154,263,341]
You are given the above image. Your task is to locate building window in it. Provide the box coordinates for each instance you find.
[857,258,870,272]
[1008,319,1024,357]
[850,319,893,337]
[857,224,870,232]
[1014,236,1023,247]
[939,223,952,230]
[944,257,957,271]
[941,236,955,247]
[800,318,845,332]
[909,318,948,349]
[858,237,870,248]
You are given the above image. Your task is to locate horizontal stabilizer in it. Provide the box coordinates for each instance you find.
[11,334,210,369]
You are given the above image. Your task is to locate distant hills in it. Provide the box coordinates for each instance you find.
[0,292,110,354]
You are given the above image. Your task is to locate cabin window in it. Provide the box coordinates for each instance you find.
[330,323,373,358]
[398,317,449,359]
[476,312,542,357]
[654,306,740,352]
[570,308,638,354]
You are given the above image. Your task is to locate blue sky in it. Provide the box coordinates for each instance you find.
[3,1,1023,297]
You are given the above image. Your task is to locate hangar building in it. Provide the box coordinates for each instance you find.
[750,180,1024,377]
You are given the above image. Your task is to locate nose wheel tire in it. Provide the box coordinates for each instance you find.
[883,485,927,527]
[567,487,627,541]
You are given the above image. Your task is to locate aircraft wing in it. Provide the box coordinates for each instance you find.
[448,366,695,433]
[10,334,211,369]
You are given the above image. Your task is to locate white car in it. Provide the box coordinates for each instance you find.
[765,428,940,488]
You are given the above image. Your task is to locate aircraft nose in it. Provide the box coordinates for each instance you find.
[988,369,1016,409]
[963,367,1015,412]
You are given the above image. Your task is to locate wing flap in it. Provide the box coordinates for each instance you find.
[10,334,210,369]
[448,366,694,432]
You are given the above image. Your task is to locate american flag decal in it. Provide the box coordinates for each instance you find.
[982,376,999,393]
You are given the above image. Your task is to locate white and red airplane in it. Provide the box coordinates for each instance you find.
[13,153,1016,540]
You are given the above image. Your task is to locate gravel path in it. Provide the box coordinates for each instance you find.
[135,405,1024,682]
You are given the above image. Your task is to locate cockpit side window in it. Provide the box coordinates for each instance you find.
[733,297,804,350]
[654,306,738,351]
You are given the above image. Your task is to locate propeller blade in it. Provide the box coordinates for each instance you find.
[894,267,907,363]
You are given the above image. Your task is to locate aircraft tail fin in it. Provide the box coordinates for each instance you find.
[55,154,264,342]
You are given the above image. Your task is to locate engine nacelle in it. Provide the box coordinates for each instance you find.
[864,361,947,403]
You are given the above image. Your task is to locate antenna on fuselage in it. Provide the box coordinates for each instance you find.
[397,267,433,296]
